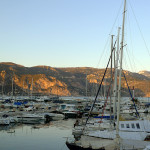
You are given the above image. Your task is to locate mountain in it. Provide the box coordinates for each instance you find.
[139,71,150,78]
[0,62,150,97]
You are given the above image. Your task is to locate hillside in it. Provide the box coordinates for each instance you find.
[139,71,150,78]
[0,62,150,97]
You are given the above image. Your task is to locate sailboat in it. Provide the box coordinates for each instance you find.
[66,0,150,149]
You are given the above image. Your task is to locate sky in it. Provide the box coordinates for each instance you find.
[0,0,150,72]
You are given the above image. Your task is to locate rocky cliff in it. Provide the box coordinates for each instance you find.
[0,62,150,97]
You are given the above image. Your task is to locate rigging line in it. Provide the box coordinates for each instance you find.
[82,40,117,131]
[128,1,150,57]
[133,56,147,72]
[122,70,140,118]
[123,48,136,87]
[99,70,115,123]
[99,84,111,123]
[125,46,135,72]
[84,56,111,127]
[96,37,109,68]
[118,45,135,73]
[96,1,123,68]
[123,51,129,71]
[126,8,137,73]
[109,0,124,35]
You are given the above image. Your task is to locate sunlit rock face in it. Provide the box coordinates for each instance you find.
[9,74,71,96]
[0,62,150,97]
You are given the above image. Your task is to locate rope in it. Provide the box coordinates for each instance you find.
[98,70,115,123]
[82,40,117,132]
[96,1,123,68]
[98,81,112,123]
[84,55,111,126]
[122,71,140,118]
[128,1,150,57]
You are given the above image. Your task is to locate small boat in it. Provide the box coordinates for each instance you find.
[57,103,81,118]
[43,113,64,121]
[63,111,79,119]
[0,114,18,125]
[94,113,114,119]
[66,136,114,150]
[0,118,10,125]
[17,113,45,124]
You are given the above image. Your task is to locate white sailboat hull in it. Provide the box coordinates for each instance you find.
[86,129,150,141]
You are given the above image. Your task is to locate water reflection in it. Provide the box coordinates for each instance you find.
[0,113,149,150]
[0,119,75,150]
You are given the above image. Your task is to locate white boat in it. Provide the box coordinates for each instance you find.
[17,113,45,124]
[85,119,150,141]
[57,104,80,118]
[0,114,18,125]
[121,106,148,114]
[57,103,78,112]
[72,120,111,136]
[43,113,64,121]
[51,114,64,121]
[0,118,10,125]
[73,118,150,137]
[9,116,18,123]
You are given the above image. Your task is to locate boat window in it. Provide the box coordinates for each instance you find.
[121,124,124,128]
[131,123,135,128]
[136,123,140,129]
[126,124,130,128]
[61,105,66,109]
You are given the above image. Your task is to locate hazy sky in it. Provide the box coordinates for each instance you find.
[0,0,150,72]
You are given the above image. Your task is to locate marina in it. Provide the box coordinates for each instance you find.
[0,95,150,150]
[0,0,150,149]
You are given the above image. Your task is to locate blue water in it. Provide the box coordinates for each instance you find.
[0,119,75,150]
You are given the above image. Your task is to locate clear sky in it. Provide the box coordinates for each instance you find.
[0,0,150,72]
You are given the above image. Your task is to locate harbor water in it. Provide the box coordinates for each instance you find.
[0,119,75,150]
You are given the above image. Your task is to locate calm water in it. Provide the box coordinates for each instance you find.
[0,119,75,150]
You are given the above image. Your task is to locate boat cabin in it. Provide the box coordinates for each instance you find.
[119,120,150,132]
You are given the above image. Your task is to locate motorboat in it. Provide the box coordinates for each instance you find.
[17,113,45,124]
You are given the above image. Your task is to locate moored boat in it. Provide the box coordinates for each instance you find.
[17,113,45,124]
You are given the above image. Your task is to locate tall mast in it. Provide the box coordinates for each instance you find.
[116,0,126,140]
[22,80,24,96]
[133,86,135,98]
[31,78,33,100]
[1,81,4,100]
[104,79,106,100]
[86,72,87,97]
[113,27,120,122]
[12,73,14,100]
[110,35,114,123]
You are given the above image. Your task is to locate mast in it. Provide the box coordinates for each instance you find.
[113,27,120,122]
[1,81,4,100]
[133,86,135,98]
[104,79,106,100]
[12,73,14,100]
[86,72,87,97]
[22,80,24,96]
[110,35,114,123]
[116,0,126,141]
[31,78,33,100]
